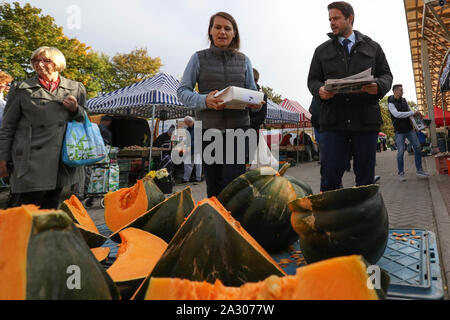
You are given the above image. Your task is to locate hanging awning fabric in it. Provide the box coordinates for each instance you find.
[425,106,450,128]
[266,99,300,124]
[281,99,312,126]
[86,72,193,120]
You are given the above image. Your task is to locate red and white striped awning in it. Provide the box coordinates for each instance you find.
[281,99,312,122]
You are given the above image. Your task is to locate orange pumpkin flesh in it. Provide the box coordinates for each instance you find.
[0,206,36,300]
[61,195,99,233]
[145,255,379,300]
[107,228,168,299]
[104,179,165,233]
[91,247,111,263]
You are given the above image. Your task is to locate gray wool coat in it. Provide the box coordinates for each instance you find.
[0,75,87,193]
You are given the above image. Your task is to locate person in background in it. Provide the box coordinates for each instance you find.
[388,84,429,182]
[307,1,393,192]
[308,96,322,164]
[0,71,13,189]
[250,68,268,142]
[177,11,263,197]
[98,115,113,145]
[280,133,292,147]
[294,131,314,162]
[154,125,175,148]
[0,46,87,209]
[182,116,202,183]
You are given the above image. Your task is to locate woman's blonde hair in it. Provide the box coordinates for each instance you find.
[30,47,66,72]
[0,71,13,85]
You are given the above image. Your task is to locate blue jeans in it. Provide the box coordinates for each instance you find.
[320,131,378,192]
[395,130,423,174]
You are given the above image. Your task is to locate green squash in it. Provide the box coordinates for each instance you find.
[0,206,119,300]
[289,185,389,265]
[217,164,313,253]
[132,197,286,300]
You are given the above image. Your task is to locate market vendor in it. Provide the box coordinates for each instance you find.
[153,125,175,148]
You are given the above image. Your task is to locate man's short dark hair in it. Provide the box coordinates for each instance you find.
[328,1,355,25]
[393,84,403,92]
[101,115,113,122]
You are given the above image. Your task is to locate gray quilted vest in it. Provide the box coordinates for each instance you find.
[196,45,250,130]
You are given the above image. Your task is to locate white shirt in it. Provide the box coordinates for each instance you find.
[388,100,415,119]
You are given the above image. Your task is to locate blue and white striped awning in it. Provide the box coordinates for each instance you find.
[87,72,193,120]
[266,99,300,124]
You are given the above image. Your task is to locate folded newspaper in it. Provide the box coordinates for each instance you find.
[324,68,377,93]
[410,114,426,131]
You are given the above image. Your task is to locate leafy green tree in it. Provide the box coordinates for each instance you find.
[261,86,283,104]
[110,48,162,89]
[0,2,114,98]
[379,96,394,137]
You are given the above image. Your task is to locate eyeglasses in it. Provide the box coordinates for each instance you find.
[31,58,53,65]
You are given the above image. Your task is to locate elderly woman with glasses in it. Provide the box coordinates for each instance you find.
[0,46,87,209]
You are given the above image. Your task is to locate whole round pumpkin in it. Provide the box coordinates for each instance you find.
[217,164,313,253]
[289,185,389,265]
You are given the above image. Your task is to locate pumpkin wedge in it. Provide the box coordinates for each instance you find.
[132,197,285,300]
[91,247,111,263]
[107,228,168,300]
[217,164,313,253]
[110,187,195,244]
[289,185,389,265]
[59,195,107,248]
[104,177,165,233]
[144,255,388,300]
[0,206,119,300]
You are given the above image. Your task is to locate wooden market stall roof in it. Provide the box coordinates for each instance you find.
[403,0,450,113]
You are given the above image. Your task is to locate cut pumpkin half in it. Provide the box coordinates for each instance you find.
[104,178,165,233]
[132,197,285,300]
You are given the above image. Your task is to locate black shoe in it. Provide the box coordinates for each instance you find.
[374,176,381,184]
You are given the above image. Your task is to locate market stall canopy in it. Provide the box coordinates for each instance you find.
[425,106,450,127]
[281,99,312,127]
[403,0,450,113]
[266,99,300,124]
[86,72,193,120]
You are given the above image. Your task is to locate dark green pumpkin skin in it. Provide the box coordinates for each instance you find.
[76,226,108,248]
[26,212,120,300]
[132,201,285,300]
[289,185,389,265]
[110,187,195,243]
[143,177,166,210]
[217,167,312,253]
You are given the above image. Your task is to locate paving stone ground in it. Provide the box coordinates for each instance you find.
[1,149,449,298]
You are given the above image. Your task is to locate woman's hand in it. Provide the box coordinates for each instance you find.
[63,95,78,113]
[0,160,9,178]
[206,91,225,110]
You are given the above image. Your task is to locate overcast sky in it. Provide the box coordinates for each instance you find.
[8,0,416,107]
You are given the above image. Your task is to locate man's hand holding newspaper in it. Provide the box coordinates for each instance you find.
[319,68,379,100]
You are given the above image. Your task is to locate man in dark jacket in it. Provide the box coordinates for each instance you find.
[307,1,393,192]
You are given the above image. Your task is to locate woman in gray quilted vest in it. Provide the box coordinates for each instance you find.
[177,11,262,197]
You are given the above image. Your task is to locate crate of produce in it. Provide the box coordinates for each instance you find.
[435,153,450,174]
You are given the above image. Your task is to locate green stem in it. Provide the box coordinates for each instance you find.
[279,163,290,176]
